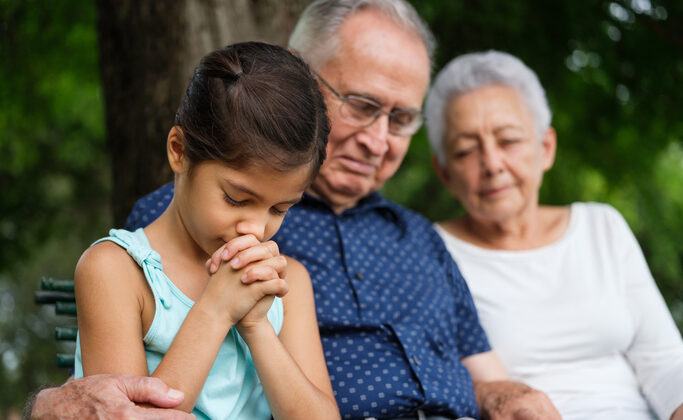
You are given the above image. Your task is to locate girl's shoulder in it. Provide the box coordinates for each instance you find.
[283,256,309,285]
[281,256,313,308]
[75,234,148,307]
[77,239,136,275]
[76,228,156,281]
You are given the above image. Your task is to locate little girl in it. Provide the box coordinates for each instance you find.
[73,42,339,419]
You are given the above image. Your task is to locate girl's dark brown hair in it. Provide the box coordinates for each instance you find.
[175,41,329,180]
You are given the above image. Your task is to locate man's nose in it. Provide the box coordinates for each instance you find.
[357,114,390,155]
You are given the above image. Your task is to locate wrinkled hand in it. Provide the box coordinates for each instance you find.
[30,374,195,419]
[475,380,562,420]
[200,235,288,327]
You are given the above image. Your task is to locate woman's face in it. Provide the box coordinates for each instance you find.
[435,84,556,223]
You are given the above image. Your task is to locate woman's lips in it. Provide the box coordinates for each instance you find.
[479,185,511,197]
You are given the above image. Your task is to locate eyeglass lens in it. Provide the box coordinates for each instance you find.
[341,96,422,135]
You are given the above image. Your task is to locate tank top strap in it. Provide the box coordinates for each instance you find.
[92,228,174,309]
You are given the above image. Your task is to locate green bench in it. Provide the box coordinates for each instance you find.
[34,277,77,368]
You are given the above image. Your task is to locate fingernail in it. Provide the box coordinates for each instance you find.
[167,388,183,400]
[221,249,229,259]
[230,257,240,268]
[241,274,247,281]
[210,263,217,273]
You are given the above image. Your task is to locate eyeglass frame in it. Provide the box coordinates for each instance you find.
[315,72,425,137]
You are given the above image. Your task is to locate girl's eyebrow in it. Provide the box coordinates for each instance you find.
[283,196,304,205]
[227,180,261,199]
[226,180,302,204]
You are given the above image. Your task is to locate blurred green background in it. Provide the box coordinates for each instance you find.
[1,0,681,415]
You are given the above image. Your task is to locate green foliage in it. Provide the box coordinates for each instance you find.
[0,0,110,413]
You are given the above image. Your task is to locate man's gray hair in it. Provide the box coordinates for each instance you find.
[425,50,552,165]
[288,0,435,70]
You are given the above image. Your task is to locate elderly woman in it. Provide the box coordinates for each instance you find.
[424,50,683,420]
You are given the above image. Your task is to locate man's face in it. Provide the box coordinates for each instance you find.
[309,9,430,213]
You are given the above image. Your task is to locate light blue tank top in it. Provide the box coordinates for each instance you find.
[74,228,284,420]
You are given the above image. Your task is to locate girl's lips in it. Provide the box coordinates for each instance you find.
[339,156,377,175]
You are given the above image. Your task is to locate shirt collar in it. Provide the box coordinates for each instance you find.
[301,191,407,234]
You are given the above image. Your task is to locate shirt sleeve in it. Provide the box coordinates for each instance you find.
[607,205,683,419]
[125,182,174,230]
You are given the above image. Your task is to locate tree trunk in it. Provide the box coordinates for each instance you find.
[96,0,311,226]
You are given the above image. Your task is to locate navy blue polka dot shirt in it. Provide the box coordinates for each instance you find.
[127,183,491,419]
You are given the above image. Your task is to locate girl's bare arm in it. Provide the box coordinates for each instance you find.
[76,239,287,412]
[237,258,340,419]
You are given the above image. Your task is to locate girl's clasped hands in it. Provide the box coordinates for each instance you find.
[203,235,288,338]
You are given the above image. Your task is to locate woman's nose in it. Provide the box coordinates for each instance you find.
[480,144,504,175]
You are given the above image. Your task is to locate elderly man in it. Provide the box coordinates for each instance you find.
[31,1,559,419]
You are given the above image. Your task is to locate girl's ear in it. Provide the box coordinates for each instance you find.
[167,126,187,174]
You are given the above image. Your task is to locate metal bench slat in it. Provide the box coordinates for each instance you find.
[35,290,75,304]
[41,277,75,292]
[55,301,77,315]
[57,354,75,369]
[55,327,78,341]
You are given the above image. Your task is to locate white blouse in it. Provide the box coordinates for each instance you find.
[436,202,683,420]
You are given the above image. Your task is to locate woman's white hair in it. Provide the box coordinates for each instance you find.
[288,0,435,70]
[425,50,552,165]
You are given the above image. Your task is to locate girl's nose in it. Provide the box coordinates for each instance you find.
[235,218,267,242]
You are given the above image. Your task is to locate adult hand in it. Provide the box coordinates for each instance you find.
[474,380,562,420]
[30,374,195,419]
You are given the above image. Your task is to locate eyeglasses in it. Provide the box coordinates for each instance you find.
[316,73,424,137]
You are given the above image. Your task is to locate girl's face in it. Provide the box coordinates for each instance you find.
[172,149,311,257]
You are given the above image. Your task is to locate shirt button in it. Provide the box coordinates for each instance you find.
[412,355,420,365]
[355,272,364,280]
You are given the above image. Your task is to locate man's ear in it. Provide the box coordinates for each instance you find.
[431,154,450,186]
[167,126,187,174]
[541,126,557,172]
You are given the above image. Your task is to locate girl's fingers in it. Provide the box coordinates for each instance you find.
[206,244,226,273]
[207,244,229,274]
[241,264,283,285]
[257,277,289,298]
[206,235,261,274]
[229,241,280,270]
[224,235,262,260]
